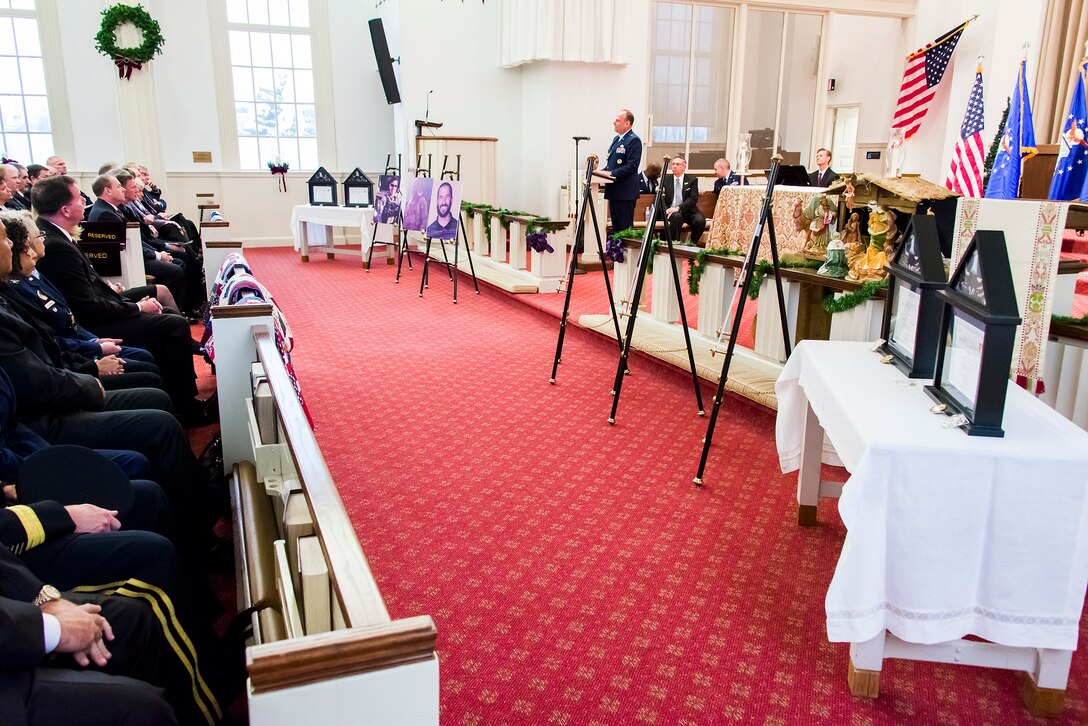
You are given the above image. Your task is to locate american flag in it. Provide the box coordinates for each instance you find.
[892,19,973,140]
[945,67,986,196]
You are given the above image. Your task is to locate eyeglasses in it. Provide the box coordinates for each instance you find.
[37,232,46,240]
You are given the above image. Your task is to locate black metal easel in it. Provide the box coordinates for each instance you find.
[368,154,412,274]
[693,154,792,486]
[607,156,704,425]
[550,155,622,384]
[418,154,479,303]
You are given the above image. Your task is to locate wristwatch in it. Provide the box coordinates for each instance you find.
[34,584,61,607]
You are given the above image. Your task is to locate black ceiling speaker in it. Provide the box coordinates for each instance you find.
[369,18,401,105]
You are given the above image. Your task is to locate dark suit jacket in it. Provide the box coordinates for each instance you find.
[808,167,838,187]
[34,219,141,327]
[603,130,642,201]
[638,173,658,195]
[86,199,125,224]
[0,295,104,420]
[659,174,699,216]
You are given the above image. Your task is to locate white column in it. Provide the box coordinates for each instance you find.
[650,250,680,323]
[829,298,884,342]
[469,213,486,255]
[114,22,164,179]
[489,214,505,264]
[611,245,633,309]
[532,226,569,294]
[508,219,527,270]
[754,278,800,363]
[695,264,736,340]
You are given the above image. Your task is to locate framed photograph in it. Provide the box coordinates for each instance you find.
[374,175,402,224]
[402,177,433,232]
[425,179,462,240]
[307,166,338,206]
[924,230,1021,437]
[342,168,374,208]
[878,215,947,378]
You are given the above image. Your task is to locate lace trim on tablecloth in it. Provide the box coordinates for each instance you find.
[827,600,1079,628]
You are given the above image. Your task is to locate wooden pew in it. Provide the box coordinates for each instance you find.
[211,305,439,724]
[627,192,719,241]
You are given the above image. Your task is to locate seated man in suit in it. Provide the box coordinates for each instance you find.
[88,173,188,313]
[638,162,661,195]
[44,155,92,210]
[0,543,235,726]
[658,156,705,244]
[1,164,27,211]
[31,176,206,418]
[808,148,838,187]
[713,158,746,192]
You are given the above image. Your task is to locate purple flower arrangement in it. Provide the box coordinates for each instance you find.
[527,231,554,253]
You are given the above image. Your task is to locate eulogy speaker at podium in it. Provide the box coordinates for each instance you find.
[599,109,642,233]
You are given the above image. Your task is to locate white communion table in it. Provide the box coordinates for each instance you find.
[291,204,390,265]
[775,340,1088,715]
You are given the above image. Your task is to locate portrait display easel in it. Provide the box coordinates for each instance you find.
[694,154,793,486]
[607,155,704,425]
[367,153,412,274]
[418,154,479,303]
[550,155,622,384]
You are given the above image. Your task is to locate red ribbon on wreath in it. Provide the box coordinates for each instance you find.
[269,164,289,192]
[114,58,143,80]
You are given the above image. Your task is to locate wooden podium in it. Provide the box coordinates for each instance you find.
[415,133,497,205]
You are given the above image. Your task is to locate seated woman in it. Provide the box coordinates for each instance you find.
[0,211,160,378]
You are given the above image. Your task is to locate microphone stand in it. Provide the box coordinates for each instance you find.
[572,135,589,274]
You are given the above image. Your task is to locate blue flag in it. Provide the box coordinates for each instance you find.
[985,58,1037,199]
[1049,60,1088,200]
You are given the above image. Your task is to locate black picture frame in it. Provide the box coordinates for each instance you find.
[307,166,338,206]
[878,215,947,378]
[342,168,374,208]
[924,230,1022,437]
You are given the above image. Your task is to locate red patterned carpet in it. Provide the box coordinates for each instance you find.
[237,247,1088,725]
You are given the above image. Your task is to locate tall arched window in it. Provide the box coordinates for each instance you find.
[225,0,317,170]
[0,0,53,163]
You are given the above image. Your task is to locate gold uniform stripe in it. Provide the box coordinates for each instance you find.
[72,579,222,724]
[7,505,45,549]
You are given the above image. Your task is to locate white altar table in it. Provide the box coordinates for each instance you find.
[775,340,1088,714]
[290,204,390,265]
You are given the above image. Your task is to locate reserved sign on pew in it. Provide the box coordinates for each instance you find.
[79,221,125,277]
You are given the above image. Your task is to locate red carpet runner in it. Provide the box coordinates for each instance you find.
[241,248,1088,725]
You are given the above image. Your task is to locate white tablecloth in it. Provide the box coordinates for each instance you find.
[776,340,1088,649]
[290,204,376,250]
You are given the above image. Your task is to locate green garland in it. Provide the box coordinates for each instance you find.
[747,258,821,299]
[1051,312,1088,326]
[822,278,888,314]
[687,246,745,296]
[983,97,1010,187]
[95,4,164,78]
[610,228,658,273]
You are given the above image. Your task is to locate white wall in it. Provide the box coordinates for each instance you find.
[37,0,1048,245]
[903,0,1047,182]
[823,13,905,159]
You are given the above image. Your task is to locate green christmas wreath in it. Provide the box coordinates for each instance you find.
[95,4,165,79]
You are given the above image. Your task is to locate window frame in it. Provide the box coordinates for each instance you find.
[646,0,829,172]
[0,0,71,165]
[208,0,336,172]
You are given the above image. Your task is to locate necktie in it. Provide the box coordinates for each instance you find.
[673,176,684,208]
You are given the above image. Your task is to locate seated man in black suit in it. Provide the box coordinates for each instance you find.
[658,156,705,244]
[44,155,92,210]
[638,162,661,195]
[808,148,838,187]
[88,173,188,312]
[31,176,206,417]
[0,543,234,726]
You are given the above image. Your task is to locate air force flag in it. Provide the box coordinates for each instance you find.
[1049,60,1088,201]
[985,58,1037,200]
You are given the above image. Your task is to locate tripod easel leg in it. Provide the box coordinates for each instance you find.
[419,238,433,296]
[694,158,792,486]
[664,235,705,415]
[460,213,479,294]
[586,194,623,350]
[366,219,380,271]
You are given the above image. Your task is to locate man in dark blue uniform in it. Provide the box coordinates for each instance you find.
[601,109,642,233]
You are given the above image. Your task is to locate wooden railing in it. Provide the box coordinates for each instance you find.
[456,208,570,293]
[211,303,439,724]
